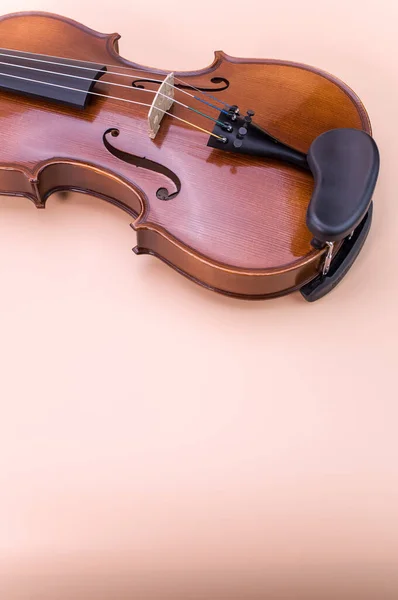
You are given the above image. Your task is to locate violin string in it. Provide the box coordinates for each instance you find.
[0,58,227,129]
[0,71,226,141]
[0,49,231,114]
[172,76,231,109]
[130,77,230,115]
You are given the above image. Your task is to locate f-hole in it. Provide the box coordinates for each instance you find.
[103,129,181,201]
[132,76,230,93]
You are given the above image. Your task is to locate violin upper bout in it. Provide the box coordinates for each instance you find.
[0,11,123,64]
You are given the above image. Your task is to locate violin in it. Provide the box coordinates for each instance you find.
[0,11,380,301]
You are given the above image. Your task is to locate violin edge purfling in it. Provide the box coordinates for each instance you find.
[0,11,379,301]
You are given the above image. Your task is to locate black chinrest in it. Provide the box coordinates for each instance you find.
[306,128,380,242]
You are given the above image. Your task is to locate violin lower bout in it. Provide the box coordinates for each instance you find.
[133,226,326,300]
[0,160,325,300]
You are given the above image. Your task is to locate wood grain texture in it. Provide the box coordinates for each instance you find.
[0,11,372,298]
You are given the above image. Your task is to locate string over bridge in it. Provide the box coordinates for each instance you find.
[147,72,175,139]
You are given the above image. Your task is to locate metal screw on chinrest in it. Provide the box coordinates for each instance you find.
[322,241,334,275]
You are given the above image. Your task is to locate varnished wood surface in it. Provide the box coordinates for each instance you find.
[0,11,372,298]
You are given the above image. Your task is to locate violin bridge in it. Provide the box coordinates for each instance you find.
[147,72,175,139]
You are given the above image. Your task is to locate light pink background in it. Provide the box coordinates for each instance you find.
[0,1,397,598]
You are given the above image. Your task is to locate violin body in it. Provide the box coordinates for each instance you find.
[0,11,378,300]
